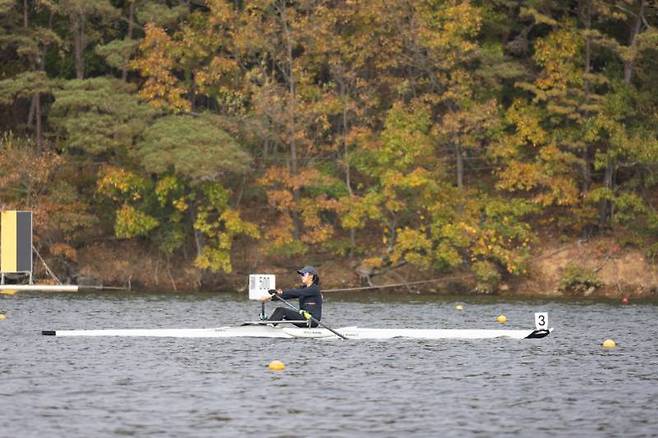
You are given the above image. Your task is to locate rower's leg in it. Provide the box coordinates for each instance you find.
[280,308,302,322]
[267,307,288,323]
[268,307,304,326]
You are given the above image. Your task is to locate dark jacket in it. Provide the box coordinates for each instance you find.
[278,284,322,321]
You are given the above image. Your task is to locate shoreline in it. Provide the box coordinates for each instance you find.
[17,234,658,301]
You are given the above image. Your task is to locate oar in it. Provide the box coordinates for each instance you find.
[270,292,348,340]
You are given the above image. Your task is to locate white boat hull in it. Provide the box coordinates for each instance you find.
[42,325,552,340]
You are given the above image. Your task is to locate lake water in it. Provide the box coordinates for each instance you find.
[1,291,657,437]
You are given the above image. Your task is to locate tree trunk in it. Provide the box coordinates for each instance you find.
[193,229,203,259]
[191,206,204,260]
[35,92,42,149]
[339,79,356,257]
[623,0,645,84]
[121,1,135,82]
[23,0,30,29]
[74,14,85,79]
[23,0,28,28]
[27,94,36,129]
[189,78,196,112]
[582,147,591,193]
[342,88,352,197]
[581,0,592,194]
[456,144,464,189]
[599,161,614,227]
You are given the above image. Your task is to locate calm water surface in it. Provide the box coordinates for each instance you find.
[1,291,657,437]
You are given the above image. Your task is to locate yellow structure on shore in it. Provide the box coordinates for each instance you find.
[1,210,33,284]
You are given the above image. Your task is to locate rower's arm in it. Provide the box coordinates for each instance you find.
[280,285,320,300]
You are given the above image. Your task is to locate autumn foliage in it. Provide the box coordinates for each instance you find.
[0,0,656,289]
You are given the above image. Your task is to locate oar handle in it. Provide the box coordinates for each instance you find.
[272,293,347,340]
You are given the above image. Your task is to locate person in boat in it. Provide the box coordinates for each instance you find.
[260,266,322,328]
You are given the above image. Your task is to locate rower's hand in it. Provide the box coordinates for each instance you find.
[260,289,280,302]
[265,288,283,301]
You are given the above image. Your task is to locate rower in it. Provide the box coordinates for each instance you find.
[259,266,322,328]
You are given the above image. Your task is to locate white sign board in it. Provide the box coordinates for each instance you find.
[249,274,275,301]
[534,312,548,330]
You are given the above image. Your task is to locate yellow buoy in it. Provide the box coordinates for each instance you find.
[268,360,285,371]
[0,289,17,296]
[455,304,464,311]
[602,339,616,349]
[496,314,507,324]
[0,314,5,320]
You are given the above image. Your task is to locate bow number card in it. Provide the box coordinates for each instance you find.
[248,274,276,301]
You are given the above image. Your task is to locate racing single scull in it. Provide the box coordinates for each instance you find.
[42,320,552,340]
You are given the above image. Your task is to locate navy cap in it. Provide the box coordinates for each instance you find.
[296,266,318,276]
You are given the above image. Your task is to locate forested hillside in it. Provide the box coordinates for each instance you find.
[1,0,657,293]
